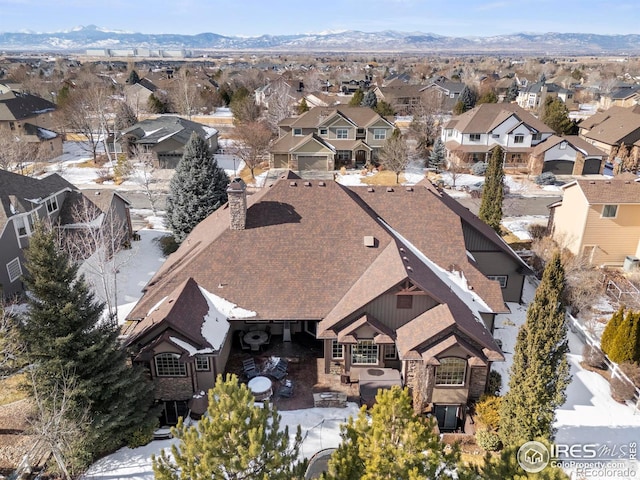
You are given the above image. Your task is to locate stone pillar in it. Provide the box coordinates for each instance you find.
[226,177,247,230]
[469,366,489,401]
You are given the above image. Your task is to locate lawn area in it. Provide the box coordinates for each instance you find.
[359,169,406,185]
[0,373,28,406]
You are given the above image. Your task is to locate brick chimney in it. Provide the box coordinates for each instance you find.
[227,177,247,230]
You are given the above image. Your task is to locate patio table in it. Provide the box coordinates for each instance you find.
[244,331,268,351]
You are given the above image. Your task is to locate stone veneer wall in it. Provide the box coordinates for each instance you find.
[155,377,193,401]
[468,366,488,401]
[405,360,435,412]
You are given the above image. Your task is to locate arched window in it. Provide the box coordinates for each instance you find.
[435,357,466,386]
[155,353,186,377]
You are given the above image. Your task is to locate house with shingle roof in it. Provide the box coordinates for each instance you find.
[0,171,132,299]
[441,103,554,172]
[549,173,640,266]
[516,82,576,111]
[123,173,531,431]
[578,105,640,163]
[271,106,394,172]
[529,135,608,175]
[119,116,218,169]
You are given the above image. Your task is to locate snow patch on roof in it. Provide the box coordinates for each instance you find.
[203,126,218,138]
[198,286,257,319]
[381,219,493,319]
[169,336,214,356]
[147,296,168,317]
[198,286,255,351]
[37,127,58,140]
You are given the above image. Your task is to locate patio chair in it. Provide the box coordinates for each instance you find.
[242,358,259,380]
[238,330,250,351]
[270,358,288,381]
[279,379,294,398]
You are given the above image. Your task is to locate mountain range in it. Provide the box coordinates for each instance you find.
[1,25,639,54]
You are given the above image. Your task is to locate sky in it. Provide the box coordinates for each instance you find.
[0,0,638,38]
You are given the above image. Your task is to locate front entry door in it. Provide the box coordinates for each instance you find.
[434,404,459,431]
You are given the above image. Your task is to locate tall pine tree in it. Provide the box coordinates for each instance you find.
[607,310,640,363]
[459,85,477,112]
[153,374,304,480]
[500,252,570,446]
[361,90,378,109]
[165,132,230,243]
[428,138,446,171]
[506,79,519,102]
[541,97,574,135]
[601,306,625,354]
[18,223,158,465]
[479,146,505,234]
[322,386,462,480]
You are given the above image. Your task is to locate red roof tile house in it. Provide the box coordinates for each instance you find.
[123,174,529,431]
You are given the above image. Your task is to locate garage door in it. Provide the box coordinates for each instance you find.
[543,160,573,175]
[298,156,328,171]
[582,158,602,175]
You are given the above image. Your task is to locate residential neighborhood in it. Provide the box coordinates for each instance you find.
[1,32,640,480]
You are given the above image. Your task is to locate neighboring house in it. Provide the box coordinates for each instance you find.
[420,76,466,113]
[529,135,608,175]
[442,103,554,171]
[579,105,640,159]
[597,85,640,110]
[0,170,132,299]
[123,173,531,431]
[298,91,348,109]
[516,82,575,111]
[372,84,424,114]
[119,116,219,169]
[124,78,160,114]
[0,91,61,160]
[548,173,640,266]
[270,106,394,171]
[254,77,302,109]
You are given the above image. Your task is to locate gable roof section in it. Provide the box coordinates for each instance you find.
[0,170,74,230]
[443,103,552,135]
[288,106,391,130]
[121,116,217,147]
[271,132,335,154]
[531,135,607,157]
[581,106,640,145]
[0,91,56,121]
[566,173,640,205]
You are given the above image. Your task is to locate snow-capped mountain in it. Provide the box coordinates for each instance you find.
[1,26,639,54]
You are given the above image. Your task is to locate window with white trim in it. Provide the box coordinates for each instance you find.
[155,353,186,377]
[384,344,397,360]
[351,340,378,365]
[373,128,387,140]
[532,132,542,141]
[319,128,328,136]
[559,141,567,150]
[514,134,524,144]
[487,275,508,288]
[336,150,351,162]
[602,204,618,218]
[435,357,466,386]
[195,356,210,371]
[469,134,481,141]
[331,340,344,359]
[293,128,302,136]
[46,197,58,214]
[7,258,22,283]
[336,128,349,139]
[15,216,28,237]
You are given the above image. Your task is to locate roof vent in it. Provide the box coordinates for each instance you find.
[399,247,405,253]
[304,181,311,187]
[405,187,413,192]
[367,187,375,193]
[407,266,413,272]
[363,236,376,247]
[402,256,409,262]
[289,181,297,187]
[589,181,596,184]
[318,181,326,187]
[386,187,394,193]
[605,181,611,184]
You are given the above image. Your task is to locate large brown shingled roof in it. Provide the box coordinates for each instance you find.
[569,173,640,204]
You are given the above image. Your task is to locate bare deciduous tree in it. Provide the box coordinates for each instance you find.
[378,132,410,184]
[231,121,273,179]
[0,129,48,174]
[265,80,293,132]
[58,199,131,324]
[131,147,161,215]
[169,67,201,119]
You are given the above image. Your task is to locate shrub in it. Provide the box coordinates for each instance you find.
[126,420,158,448]
[527,224,548,240]
[486,370,502,396]
[582,344,606,369]
[156,234,179,256]
[471,161,488,176]
[619,362,640,388]
[476,429,502,451]
[610,376,636,403]
[535,171,556,185]
[475,394,502,431]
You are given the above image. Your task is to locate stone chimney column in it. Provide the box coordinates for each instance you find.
[227,177,247,230]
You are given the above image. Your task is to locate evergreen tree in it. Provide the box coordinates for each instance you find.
[607,310,640,363]
[147,93,168,114]
[128,69,140,85]
[478,146,505,234]
[459,85,477,112]
[428,137,446,171]
[165,132,230,243]
[322,386,462,480]
[506,79,519,102]
[500,252,570,446]
[114,100,138,132]
[453,100,466,115]
[349,89,364,106]
[477,90,498,104]
[296,97,309,114]
[153,374,304,480]
[18,224,158,465]
[375,99,395,117]
[472,445,569,479]
[601,306,625,354]
[361,90,378,109]
[541,97,574,135]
